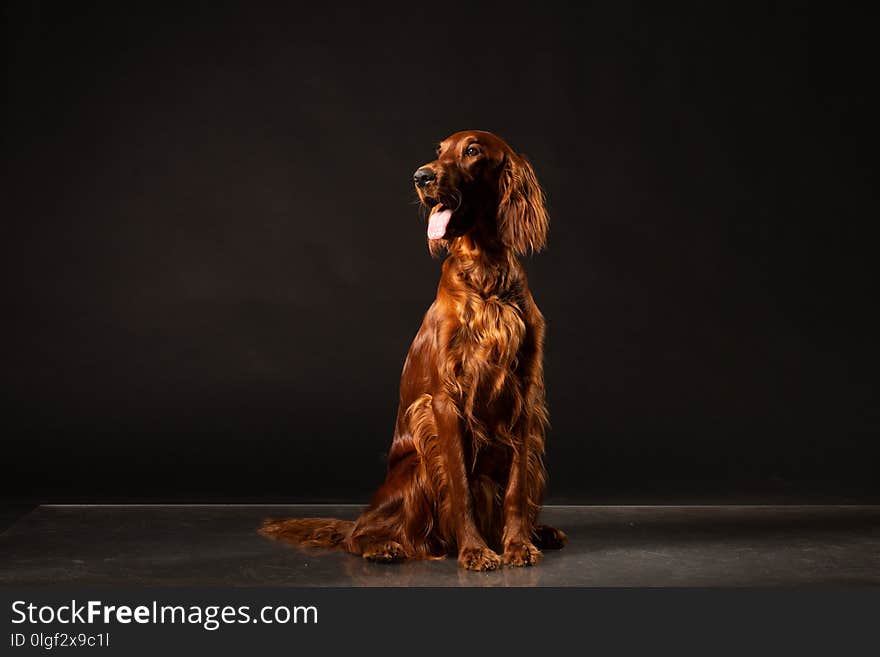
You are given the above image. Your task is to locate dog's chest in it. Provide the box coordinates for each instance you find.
[448,290,527,408]
[443,290,529,444]
[456,293,525,361]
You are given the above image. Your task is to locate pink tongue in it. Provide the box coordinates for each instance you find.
[428,207,452,239]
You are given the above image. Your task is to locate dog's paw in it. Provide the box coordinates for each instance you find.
[362,540,406,563]
[502,541,542,567]
[533,524,568,550]
[458,545,501,571]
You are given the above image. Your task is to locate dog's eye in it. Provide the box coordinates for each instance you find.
[464,145,480,157]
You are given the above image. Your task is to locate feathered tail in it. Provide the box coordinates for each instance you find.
[259,517,355,548]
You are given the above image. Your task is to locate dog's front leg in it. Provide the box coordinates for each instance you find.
[431,394,501,571]
[501,431,544,567]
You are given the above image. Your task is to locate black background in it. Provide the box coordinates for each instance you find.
[4,2,878,504]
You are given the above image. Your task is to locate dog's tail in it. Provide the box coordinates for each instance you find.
[259,517,355,548]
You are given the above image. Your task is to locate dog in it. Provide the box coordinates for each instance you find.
[261,130,566,570]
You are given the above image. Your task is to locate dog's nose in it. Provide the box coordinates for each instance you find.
[413,168,436,188]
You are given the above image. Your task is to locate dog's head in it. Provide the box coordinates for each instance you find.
[413,130,549,256]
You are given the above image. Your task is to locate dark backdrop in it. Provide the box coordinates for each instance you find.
[4,2,878,504]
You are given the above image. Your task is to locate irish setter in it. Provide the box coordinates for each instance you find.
[261,130,566,570]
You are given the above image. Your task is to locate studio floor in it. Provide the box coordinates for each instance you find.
[1,505,878,586]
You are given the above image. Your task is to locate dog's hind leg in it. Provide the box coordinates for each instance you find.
[533,524,568,550]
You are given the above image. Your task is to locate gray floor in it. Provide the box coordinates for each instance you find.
[1,505,878,586]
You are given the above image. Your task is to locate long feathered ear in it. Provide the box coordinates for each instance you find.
[497,152,549,255]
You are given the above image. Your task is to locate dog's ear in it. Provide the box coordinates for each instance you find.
[497,152,549,255]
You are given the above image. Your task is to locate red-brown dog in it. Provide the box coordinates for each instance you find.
[262,130,566,570]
